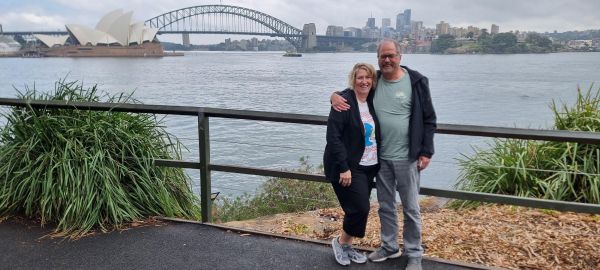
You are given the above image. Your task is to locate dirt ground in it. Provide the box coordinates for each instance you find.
[223,198,600,270]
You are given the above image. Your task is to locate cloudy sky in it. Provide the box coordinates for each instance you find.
[1,0,599,43]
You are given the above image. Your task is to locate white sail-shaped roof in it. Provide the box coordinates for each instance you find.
[33,34,69,47]
[142,28,159,43]
[66,24,119,46]
[95,9,124,33]
[129,22,145,45]
[106,11,132,46]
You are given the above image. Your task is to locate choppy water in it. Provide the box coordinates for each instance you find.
[1,51,599,197]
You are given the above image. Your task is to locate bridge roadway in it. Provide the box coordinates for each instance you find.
[0,217,495,270]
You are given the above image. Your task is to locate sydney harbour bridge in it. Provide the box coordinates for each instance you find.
[2,5,377,51]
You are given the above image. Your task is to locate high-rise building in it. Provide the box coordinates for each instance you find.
[396,13,405,32]
[467,26,480,36]
[436,21,450,35]
[396,9,412,36]
[411,21,424,40]
[382,18,391,29]
[366,17,376,28]
[491,24,500,34]
[403,9,411,27]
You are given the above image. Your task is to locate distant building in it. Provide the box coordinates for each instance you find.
[326,25,344,37]
[344,27,362,38]
[467,26,480,36]
[449,27,468,38]
[436,21,450,35]
[396,13,405,32]
[396,9,412,36]
[366,18,376,28]
[382,18,391,29]
[410,21,424,40]
[567,40,593,49]
[362,27,379,39]
[491,24,500,34]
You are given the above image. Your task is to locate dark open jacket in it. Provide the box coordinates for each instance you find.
[334,65,436,162]
[323,89,379,181]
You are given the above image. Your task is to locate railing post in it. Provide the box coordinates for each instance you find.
[198,112,212,222]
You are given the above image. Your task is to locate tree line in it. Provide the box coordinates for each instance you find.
[431,31,557,54]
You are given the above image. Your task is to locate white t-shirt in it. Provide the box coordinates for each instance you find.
[358,101,378,166]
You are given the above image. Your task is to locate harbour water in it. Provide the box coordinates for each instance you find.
[1,51,599,197]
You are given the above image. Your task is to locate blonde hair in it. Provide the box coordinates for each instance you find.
[348,63,377,90]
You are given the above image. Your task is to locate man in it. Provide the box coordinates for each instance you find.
[331,39,436,270]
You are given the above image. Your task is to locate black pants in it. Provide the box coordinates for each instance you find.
[330,165,378,238]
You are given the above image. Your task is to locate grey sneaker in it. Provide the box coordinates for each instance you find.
[406,257,422,270]
[367,247,402,262]
[331,237,350,266]
[343,245,367,264]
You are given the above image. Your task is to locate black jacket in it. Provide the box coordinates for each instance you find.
[338,65,436,161]
[323,89,379,181]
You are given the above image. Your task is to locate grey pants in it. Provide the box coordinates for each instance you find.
[376,159,423,258]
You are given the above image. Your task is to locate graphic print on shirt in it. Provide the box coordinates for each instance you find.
[358,101,377,166]
[364,123,374,146]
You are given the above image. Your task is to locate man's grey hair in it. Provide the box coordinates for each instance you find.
[377,39,402,57]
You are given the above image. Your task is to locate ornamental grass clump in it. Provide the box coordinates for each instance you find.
[456,85,600,205]
[0,79,200,237]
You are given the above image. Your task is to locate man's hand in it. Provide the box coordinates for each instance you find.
[331,92,350,112]
[339,170,352,187]
[417,156,431,171]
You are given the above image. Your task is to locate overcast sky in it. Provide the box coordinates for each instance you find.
[1,0,599,43]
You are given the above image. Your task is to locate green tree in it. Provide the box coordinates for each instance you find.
[431,34,457,53]
[489,32,518,53]
[525,33,552,49]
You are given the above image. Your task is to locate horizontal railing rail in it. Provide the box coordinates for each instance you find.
[1,98,599,221]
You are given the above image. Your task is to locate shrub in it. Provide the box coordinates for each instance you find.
[214,157,338,222]
[456,85,600,205]
[0,79,200,237]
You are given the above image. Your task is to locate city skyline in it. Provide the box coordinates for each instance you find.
[1,0,599,44]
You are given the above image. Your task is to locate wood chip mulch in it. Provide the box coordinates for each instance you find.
[224,199,600,270]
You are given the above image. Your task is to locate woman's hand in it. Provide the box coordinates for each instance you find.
[339,170,352,187]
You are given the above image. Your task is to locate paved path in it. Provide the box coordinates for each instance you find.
[0,218,494,270]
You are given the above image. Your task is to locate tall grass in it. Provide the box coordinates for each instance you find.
[214,157,338,222]
[0,79,200,237]
[456,85,600,205]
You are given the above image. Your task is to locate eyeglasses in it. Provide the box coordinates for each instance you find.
[378,54,399,60]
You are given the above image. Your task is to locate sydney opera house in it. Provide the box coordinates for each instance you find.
[34,9,164,57]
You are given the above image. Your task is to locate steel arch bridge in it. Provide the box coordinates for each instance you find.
[145,5,304,50]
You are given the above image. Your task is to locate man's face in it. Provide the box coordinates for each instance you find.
[377,42,401,75]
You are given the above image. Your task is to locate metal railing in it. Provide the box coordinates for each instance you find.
[1,98,600,222]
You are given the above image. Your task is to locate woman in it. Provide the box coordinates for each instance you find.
[323,63,379,266]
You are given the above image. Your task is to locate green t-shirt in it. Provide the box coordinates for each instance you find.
[373,70,412,160]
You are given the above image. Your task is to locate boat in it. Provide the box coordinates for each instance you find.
[283,51,302,57]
